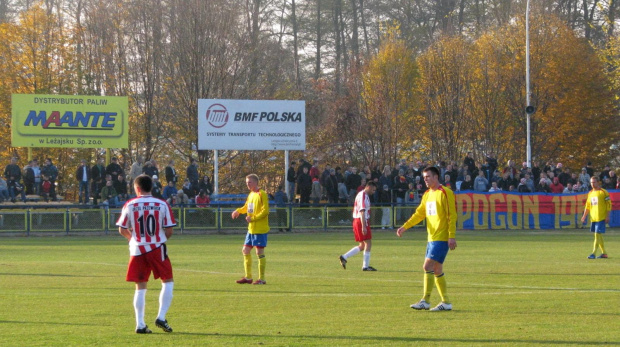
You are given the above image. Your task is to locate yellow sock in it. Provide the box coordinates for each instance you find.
[244,254,252,279]
[258,254,266,280]
[593,234,599,255]
[598,234,606,254]
[423,271,434,302]
[435,273,449,304]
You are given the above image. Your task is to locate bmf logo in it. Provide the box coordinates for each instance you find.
[205,104,229,128]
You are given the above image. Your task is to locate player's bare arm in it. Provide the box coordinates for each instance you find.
[245,215,252,223]
[118,227,131,241]
[581,209,589,224]
[231,210,240,219]
[396,227,406,237]
[164,227,173,239]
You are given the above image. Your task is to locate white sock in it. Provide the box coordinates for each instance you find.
[157,282,174,321]
[343,246,361,259]
[134,289,147,329]
[363,251,371,268]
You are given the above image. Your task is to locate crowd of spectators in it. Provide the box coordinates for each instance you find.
[2,156,213,207]
[284,153,619,207]
[2,153,617,207]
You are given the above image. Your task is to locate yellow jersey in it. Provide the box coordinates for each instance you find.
[585,188,611,222]
[236,189,270,234]
[402,185,456,242]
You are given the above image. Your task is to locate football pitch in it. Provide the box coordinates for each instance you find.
[0,229,618,346]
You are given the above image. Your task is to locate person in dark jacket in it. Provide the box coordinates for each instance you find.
[4,157,22,183]
[23,161,35,195]
[41,158,58,201]
[164,159,178,185]
[297,167,312,204]
[91,158,106,205]
[106,156,124,182]
[186,159,199,192]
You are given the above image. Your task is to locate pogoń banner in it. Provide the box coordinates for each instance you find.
[197,99,306,150]
[456,191,620,229]
[11,94,129,148]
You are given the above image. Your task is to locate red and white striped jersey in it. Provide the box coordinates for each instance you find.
[352,190,371,220]
[116,195,177,256]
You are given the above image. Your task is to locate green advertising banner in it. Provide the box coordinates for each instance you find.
[11,94,129,148]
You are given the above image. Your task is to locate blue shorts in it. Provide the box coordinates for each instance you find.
[426,241,449,264]
[590,220,606,234]
[244,233,268,248]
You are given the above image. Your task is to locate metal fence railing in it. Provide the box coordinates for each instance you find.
[0,203,422,235]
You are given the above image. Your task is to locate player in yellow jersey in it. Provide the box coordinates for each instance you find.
[396,166,457,311]
[232,174,270,284]
[581,176,611,259]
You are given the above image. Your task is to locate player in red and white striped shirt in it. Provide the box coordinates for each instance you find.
[117,174,177,334]
[338,181,377,271]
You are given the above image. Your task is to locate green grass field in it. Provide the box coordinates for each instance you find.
[0,229,618,346]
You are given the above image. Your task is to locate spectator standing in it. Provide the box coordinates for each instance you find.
[142,161,157,177]
[287,161,296,202]
[23,161,35,195]
[473,171,489,192]
[378,184,392,229]
[186,159,199,193]
[41,158,58,201]
[463,152,476,177]
[310,178,322,205]
[274,185,289,232]
[297,167,312,204]
[325,168,339,203]
[76,159,91,204]
[393,174,408,221]
[4,157,22,183]
[129,156,144,194]
[106,156,124,183]
[345,167,362,205]
[485,153,498,175]
[32,159,41,194]
[91,158,106,205]
[309,160,320,180]
[579,168,591,190]
[164,159,178,185]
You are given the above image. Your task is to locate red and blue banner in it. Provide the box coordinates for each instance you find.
[456,191,620,229]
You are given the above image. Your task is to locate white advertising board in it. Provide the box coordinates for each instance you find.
[198,99,306,150]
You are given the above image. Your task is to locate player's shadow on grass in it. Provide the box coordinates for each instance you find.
[174,332,615,345]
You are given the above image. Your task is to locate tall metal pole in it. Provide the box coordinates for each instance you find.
[214,150,219,196]
[526,0,532,168]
